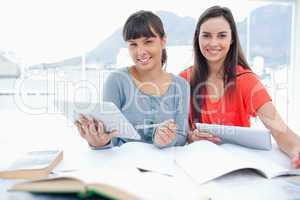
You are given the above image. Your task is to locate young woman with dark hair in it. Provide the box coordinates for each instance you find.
[180,6,300,168]
[75,10,189,149]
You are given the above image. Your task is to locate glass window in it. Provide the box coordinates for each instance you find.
[0,1,296,126]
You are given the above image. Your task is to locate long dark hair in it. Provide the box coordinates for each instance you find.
[122,10,167,66]
[191,5,250,122]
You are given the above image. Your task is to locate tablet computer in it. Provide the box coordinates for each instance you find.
[195,123,272,150]
[56,101,141,140]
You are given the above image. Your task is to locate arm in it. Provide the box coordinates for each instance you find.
[173,79,190,146]
[99,71,127,148]
[153,78,190,148]
[257,102,300,168]
[239,72,300,167]
[75,71,125,149]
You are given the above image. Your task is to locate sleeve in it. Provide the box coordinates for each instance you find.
[178,67,192,82]
[89,138,126,150]
[174,79,190,146]
[103,71,124,108]
[239,73,272,117]
[151,78,189,148]
[92,71,125,149]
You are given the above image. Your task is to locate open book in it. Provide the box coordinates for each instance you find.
[0,150,63,180]
[10,168,142,200]
[55,101,141,140]
[175,141,300,184]
[10,167,206,200]
[57,141,299,185]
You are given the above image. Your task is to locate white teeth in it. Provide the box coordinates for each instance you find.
[137,57,151,64]
[207,49,220,54]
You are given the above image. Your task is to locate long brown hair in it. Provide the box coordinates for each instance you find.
[191,6,250,122]
[122,10,167,66]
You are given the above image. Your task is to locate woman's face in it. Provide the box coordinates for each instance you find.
[198,16,232,67]
[127,29,166,71]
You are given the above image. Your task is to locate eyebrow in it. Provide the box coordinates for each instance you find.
[201,31,229,34]
[128,37,155,42]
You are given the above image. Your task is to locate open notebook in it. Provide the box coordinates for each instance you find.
[61,141,300,184]
[10,142,299,189]
[174,141,300,184]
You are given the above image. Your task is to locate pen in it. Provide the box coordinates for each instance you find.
[134,123,187,137]
[135,123,160,130]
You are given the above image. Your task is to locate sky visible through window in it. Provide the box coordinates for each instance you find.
[0,0,268,66]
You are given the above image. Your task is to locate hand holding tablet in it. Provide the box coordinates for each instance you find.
[195,123,272,150]
[56,101,141,140]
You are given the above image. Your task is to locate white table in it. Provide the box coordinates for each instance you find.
[1,110,300,200]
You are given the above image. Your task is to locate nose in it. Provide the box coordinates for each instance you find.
[209,37,219,47]
[136,45,147,56]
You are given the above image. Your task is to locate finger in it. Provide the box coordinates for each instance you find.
[155,130,168,145]
[75,121,87,138]
[164,122,176,133]
[97,120,106,134]
[194,131,214,138]
[109,130,119,138]
[291,155,300,168]
[162,119,175,126]
[157,127,175,145]
[194,133,221,143]
[88,119,98,136]
[162,125,176,140]
[92,118,99,132]
[78,114,88,123]
[207,137,222,144]
[80,121,89,134]
[158,126,169,135]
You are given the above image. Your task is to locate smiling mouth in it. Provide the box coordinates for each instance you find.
[206,49,221,55]
[137,57,152,65]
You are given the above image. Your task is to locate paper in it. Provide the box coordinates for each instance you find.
[56,101,141,140]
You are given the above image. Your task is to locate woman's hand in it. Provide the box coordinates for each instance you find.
[74,114,115,148]
[291,147,300,168]
[188,128,221,144]
[154,119,176,147]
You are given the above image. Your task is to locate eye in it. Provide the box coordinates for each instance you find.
[129,42,137,47]
[201,33,210,38]
[145,39,153,44]
[218,33,227,38]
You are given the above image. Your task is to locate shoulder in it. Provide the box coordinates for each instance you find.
[178,66,193,82]
[235,65,259,84]
[236,65,255,78]
[105,67,131,84]
[173,74,189,88]
[171,74,190,98]
[235,65,267,95]
[106,67,129,80]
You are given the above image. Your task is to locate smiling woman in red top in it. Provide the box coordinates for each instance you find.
[179,6,300,168]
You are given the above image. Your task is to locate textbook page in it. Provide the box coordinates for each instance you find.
[111,142,177,176]
[221,144,300,178]
[174,141,252,184]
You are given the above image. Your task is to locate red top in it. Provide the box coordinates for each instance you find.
[179,65,272,127]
